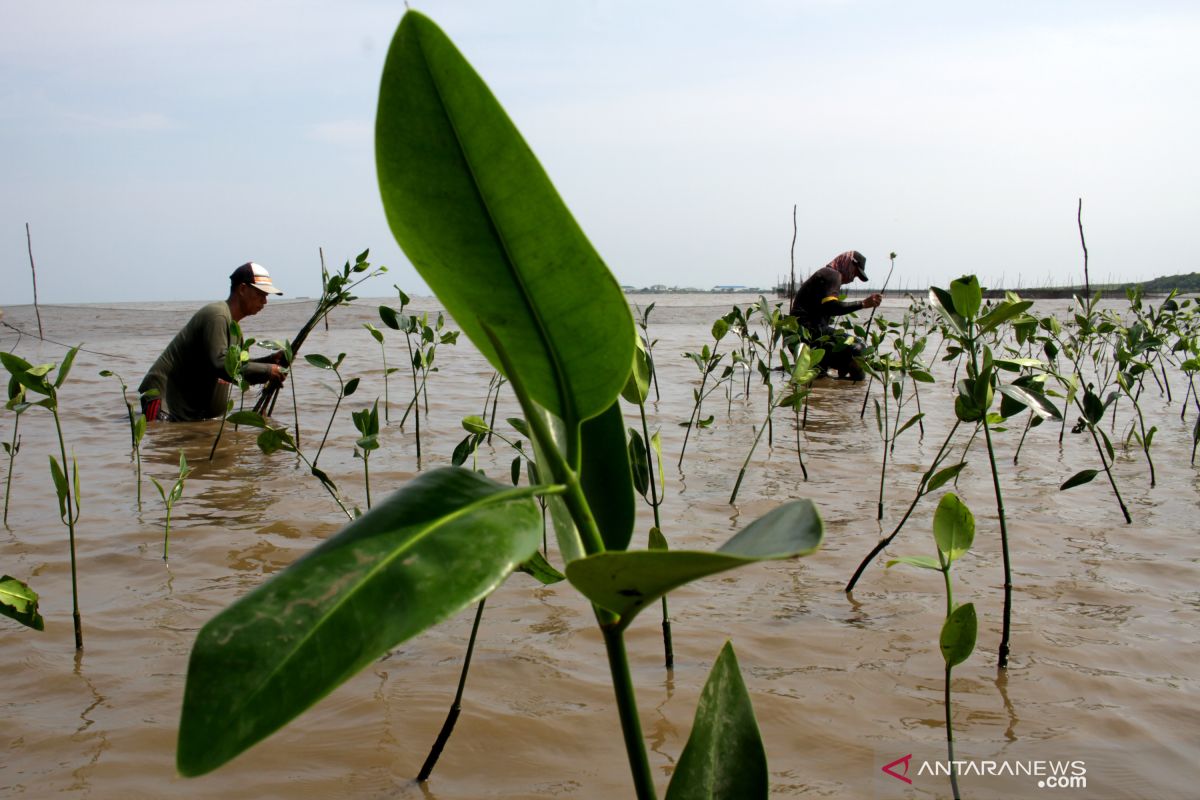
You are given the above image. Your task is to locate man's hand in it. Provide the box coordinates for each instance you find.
[268,364,288,385]
[862,293,884,309]
[269,349,289,366]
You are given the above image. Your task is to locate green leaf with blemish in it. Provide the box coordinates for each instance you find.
[177,468,543,777]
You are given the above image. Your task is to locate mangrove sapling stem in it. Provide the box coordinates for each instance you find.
[603,625,657,800]
[487,328,656,795]
[980,417,1014,670]
[51,408,83,649]
[1013,412,1034,465]
[4,412,21,526]
[845,420,962,593]
[636,400,673,668]
[945,662,962,800]
[417,596,488,782]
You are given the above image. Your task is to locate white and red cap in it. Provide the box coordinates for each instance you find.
[231,262,283,295]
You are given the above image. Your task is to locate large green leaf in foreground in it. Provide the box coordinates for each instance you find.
[177,468,543,776]
[666,642,767,800]
[566,500,823,624]
[376,11,633,425]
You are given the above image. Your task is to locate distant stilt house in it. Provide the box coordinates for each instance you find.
[712,285,747,293]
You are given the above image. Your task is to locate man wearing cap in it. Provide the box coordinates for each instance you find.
[789,251,882,381]
[138,262,287,422]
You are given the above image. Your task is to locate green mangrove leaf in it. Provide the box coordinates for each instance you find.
[926,462,967,493]
[1,352,52,397]
[462,415,489,435]
[712,318,730,342]
[451,434,476,467]
[665,641,767,800]
[649,431,664,497]
[649,527,668,551]
[977,299,1033,335]
[516,550,566,585]
[940,602,978,667]
[344,377,361,397]
[48,455,69,520]
[226,410,268,429]
[0,574,45,631]
[994,356,1044,371]
[621,334,652,405]
[376,11,633,424]
[507,416,530,439]
[364,323,384,344]
[580,399,635,551]
[256,427,296,456]
[998,384,1061,420]
[928,287,965,336]
[54,346,81,388]
[886,555,942,571]
[71,456,81,518]
[627,428,650,498]
[950,276,982,321]
[933,493,974,563]
[305,353,333,370]
[176,467,543,777]
[379,305,401,330]
[895,413,925,439]
[566,500,822,623]
[1060,469,1098,490]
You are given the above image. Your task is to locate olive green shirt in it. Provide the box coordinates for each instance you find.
[138,301,273,421]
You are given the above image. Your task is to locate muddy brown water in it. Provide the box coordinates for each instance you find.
[2,294,1197,799]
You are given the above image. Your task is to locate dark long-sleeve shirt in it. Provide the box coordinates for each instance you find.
[138,301,273,421]
[789,267,865,329]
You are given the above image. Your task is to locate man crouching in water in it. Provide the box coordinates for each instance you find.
[138,262,288,422]
[789,250,882,381]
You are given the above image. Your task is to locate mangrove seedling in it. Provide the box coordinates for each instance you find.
[363,323,398,423]
[210,320,256,461]
[927,277,1059,669]
[887,492,977,800]
[177,14,826,798]
[2,346,85,648]
[634,302,661,401]
[729,344,823,504]
[226,410,355,521]
[151,450,191,561]
[1,573,45,631]
[99,369,148,507]
[351,399,381,510]
[677,317,732,469]
[623,336,674,667]
[253,248,386,417]
[304,351,359,468]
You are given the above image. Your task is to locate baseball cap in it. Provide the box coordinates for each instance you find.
[230,262,284,295]
[851,251,868,282]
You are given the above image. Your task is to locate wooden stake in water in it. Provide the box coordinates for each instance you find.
[25,223,44,339]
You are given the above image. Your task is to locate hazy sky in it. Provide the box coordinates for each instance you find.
[4,1,1198,304]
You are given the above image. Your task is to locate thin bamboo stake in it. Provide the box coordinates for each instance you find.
[26,223,44,339]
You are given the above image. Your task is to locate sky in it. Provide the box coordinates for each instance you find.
[3,0,1198,304]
